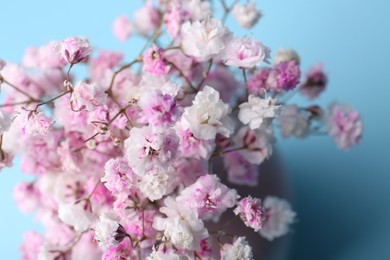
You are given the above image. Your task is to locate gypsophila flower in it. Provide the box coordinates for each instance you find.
[260,196,296,241]
[232,2,262,29]
[143,45,170,76]
[94,213,123,250]
[221,237,253,260]
[224,151,258,187]
[70,81,107,111]
[58,202,96,233]
[102,157,137,195]
[247,67,271,95]
[238,95,280,130]
[299,63,328,100]
[113,15,132,42]
[267,60,301,92]
[223,36,270,68]
[181,17,229,61]
[278,105,310,138]
[234,196,265,232]
[274,48,300,65]
[16,109,53,136]
[327,103,363,150]
[55,37,92,64]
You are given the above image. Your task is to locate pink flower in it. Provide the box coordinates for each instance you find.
[232,2,262,29]
[89,50,123,81]
[164,4,187,39]
[20,231,44,260]
[247,67,271,95]
[55,36,92,64]
[234,196,265,232]
[224,151,258,187]
[274,48,300,65]
[223,36,270,68]
[143,45,170,76]
[23,41,66,69]
[71,81,107,111]
[113,15,132,42]
[103,238,134,260]
[133,0,160,36]
[101,157,137,195]
[16,109,53,136]
[13,181,40,213]
[267,60,300,92]
[299,63,328,100]
[327,103,363,150]
[176,174,238,220]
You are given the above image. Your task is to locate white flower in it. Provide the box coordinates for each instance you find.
[153,197,208,250]
[278,105,310,138]
[181,17,229,61]
[181,86,233,140]
[0,111,12,134]
[184,0,211,21]
[223,36,270,68]
[232,2,262,29]
[238,95,280,130]
[259,196,296,241]
[70,81,107,111]
[274,48,300,65]
[94,212,120,250]
[139,167,173,201]
[146,246,187,260]
[221,237,253,260]
[58,202,96,233]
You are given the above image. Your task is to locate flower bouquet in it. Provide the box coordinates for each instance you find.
[0,0,363,259]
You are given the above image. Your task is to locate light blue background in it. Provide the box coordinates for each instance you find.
[0,0,389,259]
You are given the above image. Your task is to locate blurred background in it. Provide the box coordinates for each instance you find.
[0,0,389,259]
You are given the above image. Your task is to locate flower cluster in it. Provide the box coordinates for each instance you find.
[0,0,362,259]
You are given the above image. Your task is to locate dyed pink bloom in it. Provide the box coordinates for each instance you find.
[72,231,103,260]
[20,231,44,260]
[138,90,178,127]
[164,4,187,39]
[300,63,328,99]
[124,209,157,240]
[143,45,170,76]
[71,81,107,111]
[89,50,123,81]
[113,15,132,42]
[86,178,115,206]
[224,151,258,187]
[234,196,265,232]
[55,36,92,64]
[13,181,40,213]
[234,126,275,165]
[327,103,363,150]
[16,109,53,136]
[177,174,238,220]
[247,67,271,95]
[267,60,300,92]
[172,158,205,187]
[204,66,239,103]
[102,157,137,195]
[176,123,215,159]
[23,41,66,69]
[232,2,262,29]
[103,238,134,260]
[124,126,179,176]
[133,0,160,36]
[54,95,89,133]
[0,58,6,71]
[223,36,270,68]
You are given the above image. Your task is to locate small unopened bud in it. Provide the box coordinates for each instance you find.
[112,137,122,146]
[86,139,96,149]
[97,124,108,134]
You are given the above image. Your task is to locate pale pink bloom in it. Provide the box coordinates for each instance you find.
[274,48,300,65]
[234,196,265,232]
[94,213,123,250]
[299,63,328,100]
[16,109,53,136]
[113,15,132,42]
[181,86,233,140]
[102,157,137,195]
[278,105,310,138]
[234,126,275,165]
[146,246,186,260]
[181,17,229,61]
[133,0,160,36]
[89,50,123,81]
[113,192,140,219]
[175,122,215,159]
[20,231,44,260]
[54,173,87,204]
[260,196,296,241]
[153,196,209,250]
[0,58,6,71]
[223,36,270,68]
[139,73,180,98]
[123,209,157,240]
[72,231,103,260]
[23,41,66,69]
[238,95,280,130]
[247,67,271,95]
[30,69,66,97]
[164,4,187,39]
[224,151,258,187]
[267,60,300,92]
[13,181,40,213]
[232,2,262,29]
[55,36,92,64]
[172,157,205,187]
[221,237,253,260]
[184,0,211,21]
[58,202,96,233]
[143,45,170,76]
[327,103,363,150]
[71,81,107,111]
[124,126,179,176]
[138,89,178,127]
[54,96,90,133]
[176,174,238,220]
[103,239,134,260]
